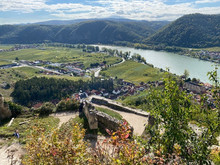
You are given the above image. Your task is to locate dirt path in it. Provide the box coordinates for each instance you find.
[50,112,79,128]
[93,104,148,136]
[0,142,24,165]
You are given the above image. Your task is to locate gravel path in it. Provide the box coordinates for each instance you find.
[50,112,79,128]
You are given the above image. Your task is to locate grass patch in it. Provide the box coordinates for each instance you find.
[96,107,123,121]
[0,44,13,50]
[101,60,163,84]
[204,47,220,52]
[0,60,13,66]
[0,115,59,144]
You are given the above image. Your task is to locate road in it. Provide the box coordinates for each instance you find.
[94,58,125,77]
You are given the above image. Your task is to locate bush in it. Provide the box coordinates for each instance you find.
[38,102,55,116]
[22,123,91,165]
[8,101,22,117]
[56,99,79,112]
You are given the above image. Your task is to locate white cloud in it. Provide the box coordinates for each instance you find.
[195,0,220,4]
[0,0,47,12]
[0,0,220,22]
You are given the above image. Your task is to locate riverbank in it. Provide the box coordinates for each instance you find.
[96,45,220,83]
[112,43,220,64]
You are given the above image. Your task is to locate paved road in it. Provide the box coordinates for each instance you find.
[94,58,125,77]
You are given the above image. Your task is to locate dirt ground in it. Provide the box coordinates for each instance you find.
[50,112,79,128]
[0,141,24,165]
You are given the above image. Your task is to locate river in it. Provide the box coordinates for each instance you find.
[96,45,219,83]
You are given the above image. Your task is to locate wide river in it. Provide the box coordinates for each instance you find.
[96,45,219,83]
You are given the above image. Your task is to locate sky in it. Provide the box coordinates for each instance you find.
[0,0,220,24]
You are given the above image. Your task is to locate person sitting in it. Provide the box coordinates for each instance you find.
[13,129,19,138]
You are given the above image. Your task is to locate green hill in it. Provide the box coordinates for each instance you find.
[0,20,167,44]
[146,14,220,48]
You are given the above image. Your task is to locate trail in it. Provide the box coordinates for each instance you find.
[0,141,24,165]
[92,104,148,136]
[50,112,79,128]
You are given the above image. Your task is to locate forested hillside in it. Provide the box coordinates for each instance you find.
[146,14,220,48]
[1,14,219,48]
[0,20,167,44]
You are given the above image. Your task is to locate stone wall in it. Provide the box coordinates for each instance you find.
[95,110,122,132]
[83,101,133,134]
[90,96,150,117]
[83,102,98,129]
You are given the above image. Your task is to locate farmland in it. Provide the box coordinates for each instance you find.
[100,60,164,84]
[0,47,122,69]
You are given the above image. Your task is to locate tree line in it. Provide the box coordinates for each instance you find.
[11,77,113,106]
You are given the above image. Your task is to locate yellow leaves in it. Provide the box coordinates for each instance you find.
[23,123,90,165]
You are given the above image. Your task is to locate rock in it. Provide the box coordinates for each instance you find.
[0,94,12,121]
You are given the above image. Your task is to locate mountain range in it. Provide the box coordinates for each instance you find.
[0,14,219,48]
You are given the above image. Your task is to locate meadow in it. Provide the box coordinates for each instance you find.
[101,60,164,84]
[0,45,13,50]
[0,60,12,66]
[0,47,122,69]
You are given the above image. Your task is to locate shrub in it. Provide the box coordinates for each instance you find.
[22,123,91,165]
[56,99,79,112]
[8,101,22,117]
[38,102,55,116]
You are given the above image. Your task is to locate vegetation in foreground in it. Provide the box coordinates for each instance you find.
[101,60,163,84]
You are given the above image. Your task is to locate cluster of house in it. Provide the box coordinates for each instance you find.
[0,45,38,53]
[182,80,215,106]
[19,60,86,76]
[73,79,165,101]
[198,50,220,63]
[73,76,216,109]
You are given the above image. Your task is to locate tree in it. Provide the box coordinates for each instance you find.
[183,69,189,79]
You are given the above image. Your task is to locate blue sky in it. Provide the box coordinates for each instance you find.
[0,0,220,24]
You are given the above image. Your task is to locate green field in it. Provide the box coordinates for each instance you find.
[0,60,12,66]
[0,47,122,69]
[101,60,164,84]
[0,44,13,50]
[204,47,220,52]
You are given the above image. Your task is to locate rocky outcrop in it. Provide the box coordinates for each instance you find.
[0,94,11,121]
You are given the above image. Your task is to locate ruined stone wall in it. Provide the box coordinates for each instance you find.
[83,101,133,134]
[83,102,98,129]
[0,94,12,121]
[94,110,122,131]
[90,96,149,117]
